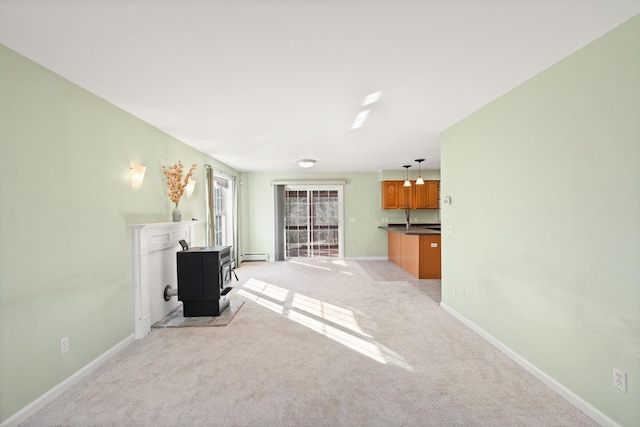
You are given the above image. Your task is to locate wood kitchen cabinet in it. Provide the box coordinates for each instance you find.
[387,230,441,279]
[412,180,439,209]
[382,180,439,209]
[381,180,411,209]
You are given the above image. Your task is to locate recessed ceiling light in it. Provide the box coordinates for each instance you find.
[362,91,382,106]
[350,109,370,130]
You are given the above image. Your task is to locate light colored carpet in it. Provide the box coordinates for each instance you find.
[20,259,597,427]
[152,301,245,328]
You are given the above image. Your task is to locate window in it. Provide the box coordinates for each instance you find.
[214,184,225,246]
[214,176,231,247]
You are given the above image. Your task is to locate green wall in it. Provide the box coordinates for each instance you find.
[239,169,440,261]
[0,44,239,422]
[441,15,639,426]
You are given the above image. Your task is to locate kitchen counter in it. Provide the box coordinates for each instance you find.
[378,223,441,235]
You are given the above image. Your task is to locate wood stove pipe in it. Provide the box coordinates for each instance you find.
[163,285,178,301]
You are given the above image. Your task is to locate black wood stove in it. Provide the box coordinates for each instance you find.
[177,245,233,317]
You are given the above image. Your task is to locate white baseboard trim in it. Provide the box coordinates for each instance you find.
[439,302,620,427]
[1,334,135,427]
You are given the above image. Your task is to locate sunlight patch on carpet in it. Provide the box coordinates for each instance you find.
[243,278,288,301]
[289,260,332,270]
[287,310,386,364]
[238,277,412,370]
[291,293,369,336]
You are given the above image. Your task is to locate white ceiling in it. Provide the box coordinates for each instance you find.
[1,1,639,172]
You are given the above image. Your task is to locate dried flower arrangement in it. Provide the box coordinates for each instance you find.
[161,161,197,208]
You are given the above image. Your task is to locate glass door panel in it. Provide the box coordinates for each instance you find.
[284,190,308,258]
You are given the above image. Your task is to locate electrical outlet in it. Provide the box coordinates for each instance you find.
[460,289,466,300]
[613,368,627,392]
[60,337,69,354]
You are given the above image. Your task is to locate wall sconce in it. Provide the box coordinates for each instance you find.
[186,178,196,198]
[130,161,146,189]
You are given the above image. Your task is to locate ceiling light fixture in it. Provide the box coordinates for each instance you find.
[403,165,412,187]
[298,159,316,168]
[415,158,425,185]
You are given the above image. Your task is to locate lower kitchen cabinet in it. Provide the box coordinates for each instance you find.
[387,230,441,279]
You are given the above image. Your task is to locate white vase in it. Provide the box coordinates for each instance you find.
[172,208,182,222]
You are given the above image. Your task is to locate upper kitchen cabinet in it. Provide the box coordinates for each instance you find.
[382,180,411,209]
[382,180,439,209]
[412,180,439,209]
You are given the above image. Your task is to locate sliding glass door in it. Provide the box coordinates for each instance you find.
[284,185,343,258]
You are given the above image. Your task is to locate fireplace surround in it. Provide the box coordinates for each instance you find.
[130,221,202,338]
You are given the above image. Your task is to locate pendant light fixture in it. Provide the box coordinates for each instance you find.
[403,165,412,187]
[415,158,425,185]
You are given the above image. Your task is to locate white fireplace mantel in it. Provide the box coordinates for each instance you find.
[130,221,202,338]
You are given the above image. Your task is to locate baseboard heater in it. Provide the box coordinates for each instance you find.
[242,253,269,262]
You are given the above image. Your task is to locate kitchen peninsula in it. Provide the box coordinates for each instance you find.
[380,224,441,279]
